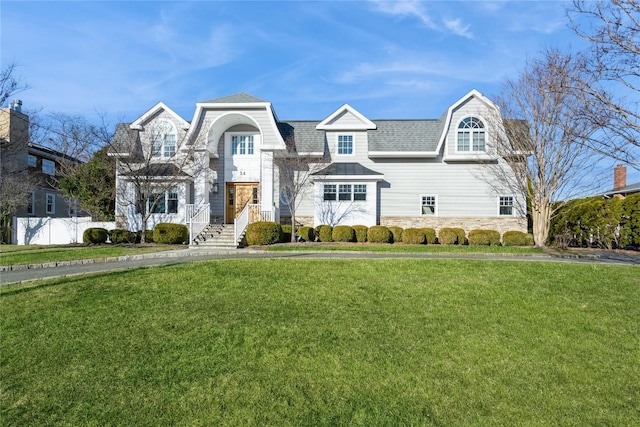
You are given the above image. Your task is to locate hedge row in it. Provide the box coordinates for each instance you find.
[82,222,188,245]
[243,223,534,246]
[550,194,640,249]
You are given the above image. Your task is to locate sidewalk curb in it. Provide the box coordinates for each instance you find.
[0,248,266,272]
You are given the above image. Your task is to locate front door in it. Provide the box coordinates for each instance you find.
[225,182,259,224]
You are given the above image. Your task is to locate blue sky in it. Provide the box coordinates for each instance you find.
[2,0,637,186]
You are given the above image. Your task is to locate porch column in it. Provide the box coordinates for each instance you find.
[260,150,274,216]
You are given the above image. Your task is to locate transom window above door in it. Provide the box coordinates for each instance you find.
[231,135,255,155]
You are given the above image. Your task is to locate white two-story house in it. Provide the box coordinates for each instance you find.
[111,90,526,244]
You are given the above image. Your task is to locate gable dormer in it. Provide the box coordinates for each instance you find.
[437,90,500,162]
[316,104,377,131]
[130,102,189,131]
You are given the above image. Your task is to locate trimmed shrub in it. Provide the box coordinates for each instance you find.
[368,226,393,243]
[422,227,437,244]
[502,230,535,246]
[388,226,403,243]
[403,228,426,245]
[469,229,501,246]
[297,226,316,242]
[83,227,108,244]
[143,230,154,243]
[111,229,137,244]
[333,225,356,242]
[353,225,368,243]
[281,224,292,242]
[438,228,458,245]
[317,225,333,242]
[453,228,467,245]
[245,221,282,246]
[153,223,189,245]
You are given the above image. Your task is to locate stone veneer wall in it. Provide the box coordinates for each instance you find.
[281,215,527,237]
[380,216,527,236]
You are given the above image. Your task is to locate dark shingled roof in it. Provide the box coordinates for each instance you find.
[109,123,138,155]
[277,121,325,153]
[201,93,268,104]
[313,162,383,176]
[368,117,445,152]
[122,163,191,178]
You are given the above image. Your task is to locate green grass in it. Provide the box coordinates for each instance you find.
[0,244,182,266]
[2,259,639,425]
[268,242,545,254]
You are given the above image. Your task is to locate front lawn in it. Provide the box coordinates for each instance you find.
[267,242,545,254]
[0,244,182,266]
[2,259,638,425]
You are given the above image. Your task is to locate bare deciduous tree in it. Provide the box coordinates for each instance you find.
[274,136,326,241]
[0,64,32,242]
[568,0,640,167]
[111,120,207,243]
[488,49,607,246]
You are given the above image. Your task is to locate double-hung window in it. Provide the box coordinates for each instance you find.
[27,192,35,215]
[353,184,367,201]
[421,195,436,215]
[339,184,352,201]
[151,121,177,158]
[457,117,485,152]
[323,184,336,201]
[337,135,353,155]
[46,193,55,215]
[499,196,514,216]
[28,155,37,167]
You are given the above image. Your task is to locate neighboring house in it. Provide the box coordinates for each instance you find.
[601,165,640,199]
[0,100,81,242]
[111,90,527,244]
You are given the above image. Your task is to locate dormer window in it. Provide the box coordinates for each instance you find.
[337,135,353,155]
[151,121,177,158]
[457,117,485,152]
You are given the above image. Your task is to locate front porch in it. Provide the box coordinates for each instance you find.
[186,203,278,248]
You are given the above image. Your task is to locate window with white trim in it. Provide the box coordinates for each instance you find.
[28,155,37,167]
[27,192,35,215]
[353,184,367,201]
[421,195,436,215]
[337,135,353,155]
[148,188,179,214]
[457,117,485,152]
[46,193,55,215]
[323,184,336,201]
[151,121,177,158]
[42,159,55,175]
[339,184,352,201]
[231,135,255,156]
[499,196,514,216]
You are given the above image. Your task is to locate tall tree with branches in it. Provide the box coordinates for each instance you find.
[568,0,640,167]
[488,49,607,247]
[111,119,207,243]
[274,136,326,242]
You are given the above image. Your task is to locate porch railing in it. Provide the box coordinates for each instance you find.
[187,203,210,244]
[235,204,277,243]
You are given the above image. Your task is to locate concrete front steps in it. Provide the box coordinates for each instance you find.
[191,224,242,248]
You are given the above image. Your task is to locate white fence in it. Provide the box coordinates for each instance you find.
[12,217,116,245]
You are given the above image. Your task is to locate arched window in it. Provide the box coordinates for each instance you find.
[457,117,485,152]
[151,120,177,158]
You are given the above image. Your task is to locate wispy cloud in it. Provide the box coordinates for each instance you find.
[369,0,474,38]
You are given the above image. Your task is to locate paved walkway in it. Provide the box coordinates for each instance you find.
[1,247,637,286]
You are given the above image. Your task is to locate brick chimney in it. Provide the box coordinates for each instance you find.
[614,164,627,190]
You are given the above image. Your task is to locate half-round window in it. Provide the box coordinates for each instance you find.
[457,117,485,152]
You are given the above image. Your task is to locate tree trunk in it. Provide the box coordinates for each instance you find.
[290,210,297,243]
[531,201,551,247]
